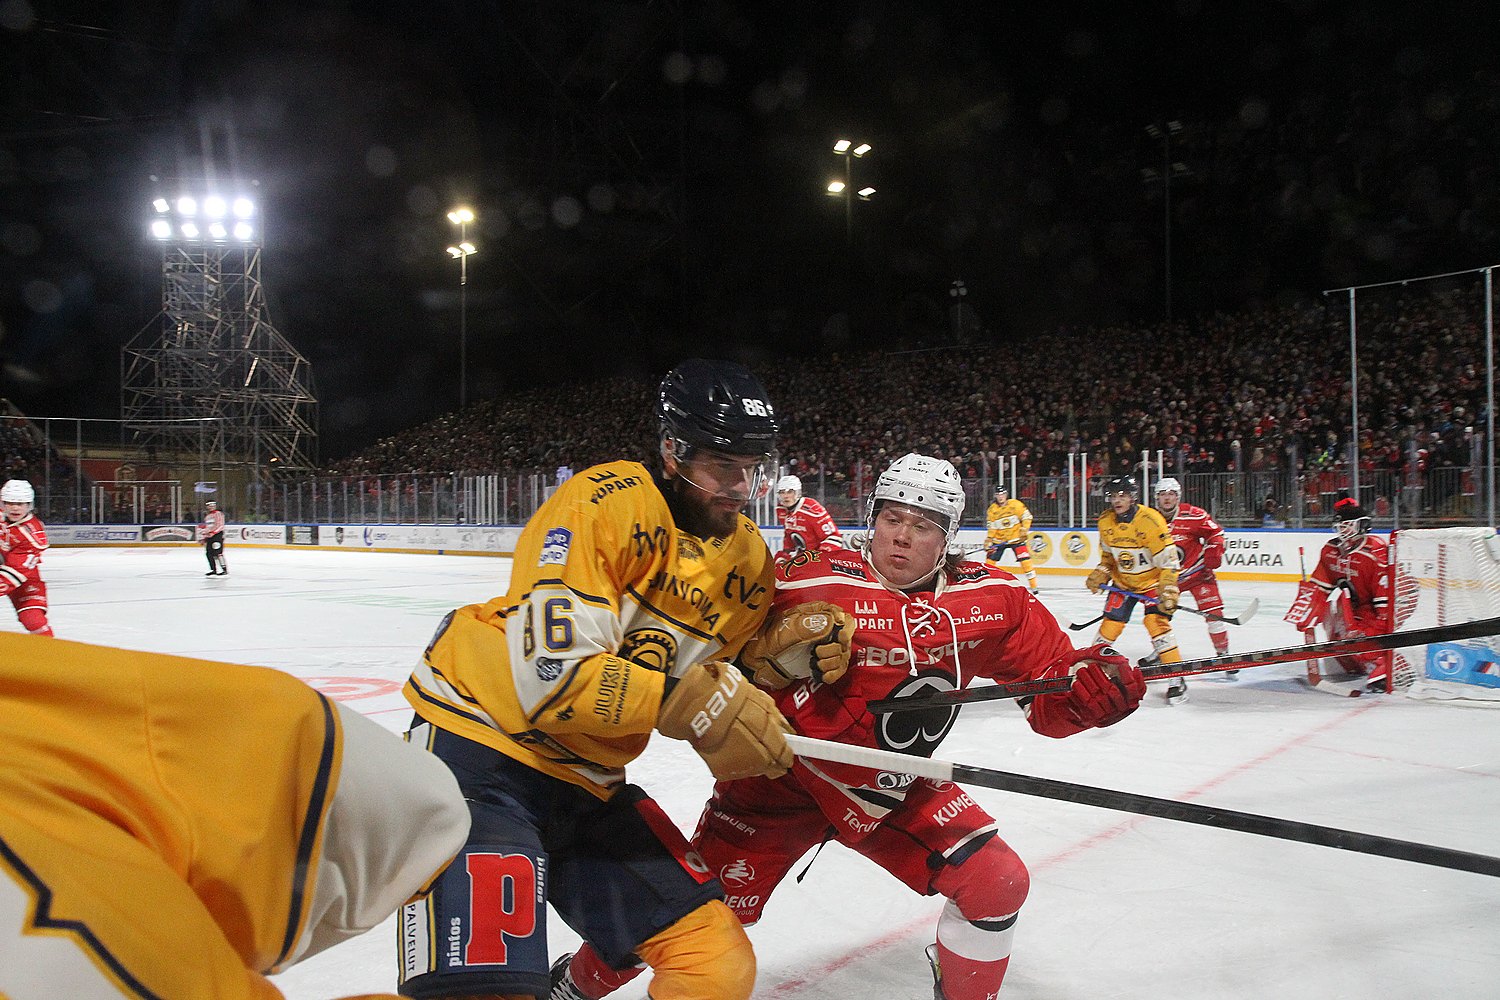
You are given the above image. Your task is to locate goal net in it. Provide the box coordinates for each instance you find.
[1390,527,1500,703]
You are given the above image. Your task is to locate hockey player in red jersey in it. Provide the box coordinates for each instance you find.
[200,499,228,575]
[0,479,53,637]
[1153,478,1230,662]
[775,473,844,558]
[1307,496,1393,690]
[551,453,1146,1000]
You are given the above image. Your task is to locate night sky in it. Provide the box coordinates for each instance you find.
[3,2,1498,461]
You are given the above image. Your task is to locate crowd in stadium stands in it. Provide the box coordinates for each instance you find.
[323,290,1491,501]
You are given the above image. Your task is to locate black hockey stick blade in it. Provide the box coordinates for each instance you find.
[785,735,1500,877]
[867,614,1500,714]
[1068,613,1106,632]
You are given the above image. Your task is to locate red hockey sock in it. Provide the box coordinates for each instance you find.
[17,608,52,637]
[567,943,644,999]
[934,940,1011,1000]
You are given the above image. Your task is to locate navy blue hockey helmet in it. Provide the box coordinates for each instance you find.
[658,359,777,458]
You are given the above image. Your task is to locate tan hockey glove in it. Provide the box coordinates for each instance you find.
[739,601,854,689]
[1085,565,1111,594]
[1156,583,1180,614]
[658,661,794,781]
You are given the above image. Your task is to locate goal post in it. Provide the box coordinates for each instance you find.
[1390,526,1500,702]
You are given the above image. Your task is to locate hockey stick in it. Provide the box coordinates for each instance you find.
[1067,565,1220,632]
[866,614,1500,714]
[1068,612,1106,632]
[784,734,1500,878]
[1101,583,1259,625]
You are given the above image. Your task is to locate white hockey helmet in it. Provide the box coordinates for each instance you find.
[1,479,35,504]
[776,474,802,494]
[205,500,218,510]
[866,453,966,542]
[1154,477,1182,495]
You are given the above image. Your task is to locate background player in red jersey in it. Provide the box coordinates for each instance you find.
[1307,496,1393,689]
[552,453,1146,1000]
[0,479,53,637]
[775,473,845,558]
[1153,478,1231,663]
[200,499,228,575]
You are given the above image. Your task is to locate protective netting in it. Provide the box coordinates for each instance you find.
[1390,527,1500,703]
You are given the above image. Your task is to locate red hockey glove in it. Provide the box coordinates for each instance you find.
[1204,545,1223,570]
[1042,644,1145,729]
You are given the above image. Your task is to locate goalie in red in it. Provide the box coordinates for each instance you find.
[551,453,1147,1000]
[1285,496,1393,692]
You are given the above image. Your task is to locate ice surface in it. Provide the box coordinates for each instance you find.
[35,546,1500,999]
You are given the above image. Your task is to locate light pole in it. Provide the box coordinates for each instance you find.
[446,207,476,409]
[827,139,874,245]
[1141,121,1190,323]
[949,279,967,342]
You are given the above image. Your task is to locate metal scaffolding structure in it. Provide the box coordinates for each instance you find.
[122,242,318,475]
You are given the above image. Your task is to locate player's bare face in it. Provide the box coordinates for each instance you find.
[1106,491,1135,516]
[777,489,799,510]
[674,449,765,538]
[1155,490,1179,516]
[871,503,947,588]
[1,501,30,522]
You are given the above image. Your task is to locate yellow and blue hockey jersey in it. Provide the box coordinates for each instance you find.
[404,460,776,799]
[1096,503,1180,593]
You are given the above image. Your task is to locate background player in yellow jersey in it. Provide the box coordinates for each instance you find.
[1085,476,1186,703]
[401,360,846,1000]
[0,633,470,1000]
[985,484,1039,593]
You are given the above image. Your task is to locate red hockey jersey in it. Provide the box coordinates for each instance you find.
[1163,502,1225,580]
[776,496,843,557]
[0,514,48,597]
[764,548,1084,840]
[1310,534,1390,630]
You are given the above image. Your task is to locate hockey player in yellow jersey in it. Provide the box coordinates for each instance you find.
[985,483,1039,593]
[0,633,470,1000]
[401,360,841,1000]
[1085,476,1186,702]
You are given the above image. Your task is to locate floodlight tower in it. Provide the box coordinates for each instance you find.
[123,188,319,477]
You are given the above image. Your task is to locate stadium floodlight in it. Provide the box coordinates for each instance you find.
[177,196,197,216]
[232,197,254,219]
[208,222,227,239]
[150,219,172,239]
[181,222,199,238]
[204,196,227,218]
[147,184,262,244]
[232,222,253,241]
[153,197,170,213]
[446,206,478,409]
[828,138,873,245]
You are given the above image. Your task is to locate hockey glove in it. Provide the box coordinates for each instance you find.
[1046,644,1145,728]
[658,661,794,781]
[740,601,854,689]
[1156,583,1180,614]
[1085,565,1111,594]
